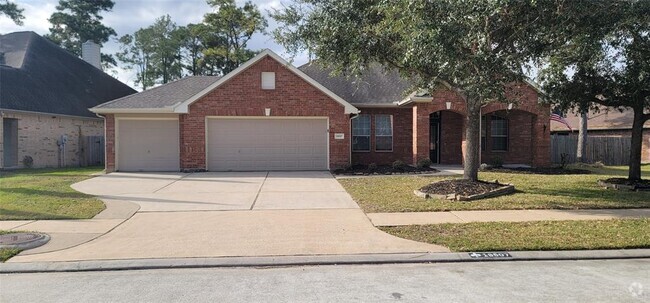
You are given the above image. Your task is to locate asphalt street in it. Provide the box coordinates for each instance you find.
[1,259,648,302]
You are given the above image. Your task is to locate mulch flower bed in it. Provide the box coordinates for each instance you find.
[416,179,515,201]
[482,167,591,175]
[598,178,650,191]
[334,164,438,176]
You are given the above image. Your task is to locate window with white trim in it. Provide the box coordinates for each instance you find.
[261,72,275,89]
[490,115,508,151]
[352,115,371,151]
[375,114,393,151]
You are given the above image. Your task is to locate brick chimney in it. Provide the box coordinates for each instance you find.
[81,41,101,70]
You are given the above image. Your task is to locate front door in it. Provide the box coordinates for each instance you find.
[429,113,440,164]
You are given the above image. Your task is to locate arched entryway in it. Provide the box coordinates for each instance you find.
[429,110,464,164]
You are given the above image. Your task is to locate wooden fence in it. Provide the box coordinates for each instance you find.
[81,136,105,166]
[551,134,631,165]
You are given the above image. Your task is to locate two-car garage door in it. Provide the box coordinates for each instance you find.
[207,118,328,171]
[116,118,328,171]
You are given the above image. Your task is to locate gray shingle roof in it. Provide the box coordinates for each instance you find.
[298,62,413,105]
[0,31,136,118]
[93,76,221,109]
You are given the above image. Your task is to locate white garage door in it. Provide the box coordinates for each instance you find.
[117,119,180,171]
[207,118,328,171]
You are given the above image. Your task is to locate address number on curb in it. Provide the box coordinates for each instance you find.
[468,252,512,259]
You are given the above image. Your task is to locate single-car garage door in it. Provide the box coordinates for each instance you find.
[207,118,328,171]
[117,119,180,171]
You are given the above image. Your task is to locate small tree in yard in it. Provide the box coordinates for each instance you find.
[271,0,556,181]
[540,0,650,181]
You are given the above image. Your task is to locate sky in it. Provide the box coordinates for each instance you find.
[0,0,308,89]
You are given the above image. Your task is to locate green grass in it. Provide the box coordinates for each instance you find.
[0,248,20,262]
[0,167,105,220]
[338,165,650,212]
[381,219,650,251]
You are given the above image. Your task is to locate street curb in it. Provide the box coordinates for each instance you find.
[2,249,649,273]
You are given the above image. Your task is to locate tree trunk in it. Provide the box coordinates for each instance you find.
[463,98,482,181]
[628,108,646,181]
[576,111,588,163]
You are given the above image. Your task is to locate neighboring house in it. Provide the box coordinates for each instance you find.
[551,108,650,163]
[91,49,550,172]
[0,31,136,169]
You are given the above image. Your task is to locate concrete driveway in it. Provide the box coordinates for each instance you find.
[71,171,359,211]
[9,171,447,263]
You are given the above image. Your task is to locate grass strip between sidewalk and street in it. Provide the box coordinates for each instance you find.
[0,167,105,220]
[380,219,650,252]
[339,165,650,212]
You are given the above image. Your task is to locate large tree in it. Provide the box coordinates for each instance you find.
[117,15,185,89]
[271,0,556,181]
[149,15,184,84]
[203,0,267,74]
[116,28,156,90]
[540,0,650,180]
[0,0,23,25]
[46,0,117,67]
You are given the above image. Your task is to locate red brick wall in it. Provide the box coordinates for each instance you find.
[411,85,551,167]
[105,114,115,172]
[180,56,351,171]
[481,110,534,165]
[351,107,412,165]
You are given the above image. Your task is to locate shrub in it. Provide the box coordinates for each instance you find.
[368,163,378,172]
[416,158,432,169]
[21,155,34,168]
[489,156,504,168]
[392,160,406,170]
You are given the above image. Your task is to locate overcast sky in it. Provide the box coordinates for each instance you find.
[0,0,307,89]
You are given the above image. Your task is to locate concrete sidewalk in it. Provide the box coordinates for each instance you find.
[8,209,448,263]
[367,208,650,226]
[3,199,139,255]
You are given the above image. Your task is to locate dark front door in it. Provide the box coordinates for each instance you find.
[429,112,441,164]
[3,118,18,167]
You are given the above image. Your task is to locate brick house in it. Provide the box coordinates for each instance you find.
[0,31,136,169]
[91,49,550,172]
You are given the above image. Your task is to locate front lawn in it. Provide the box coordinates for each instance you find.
[381,219,650,251]
[0,167,105,220]
[338,165,650,212]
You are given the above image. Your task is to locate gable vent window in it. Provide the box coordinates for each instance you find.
[261,72,276,90]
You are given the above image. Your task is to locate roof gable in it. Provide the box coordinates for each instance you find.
[0,31,136,118]
[173,49,359,114]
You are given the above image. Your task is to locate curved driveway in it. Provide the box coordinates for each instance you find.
[9,171,447,263]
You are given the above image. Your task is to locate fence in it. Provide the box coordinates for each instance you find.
[81,136,105,166]
[551,134,631,165]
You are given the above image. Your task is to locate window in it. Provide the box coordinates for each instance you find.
[490,115,508,151]
[352,115,371,151]
[375,115,393,151]
[261,72,275,89]
[481,115,487,151]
